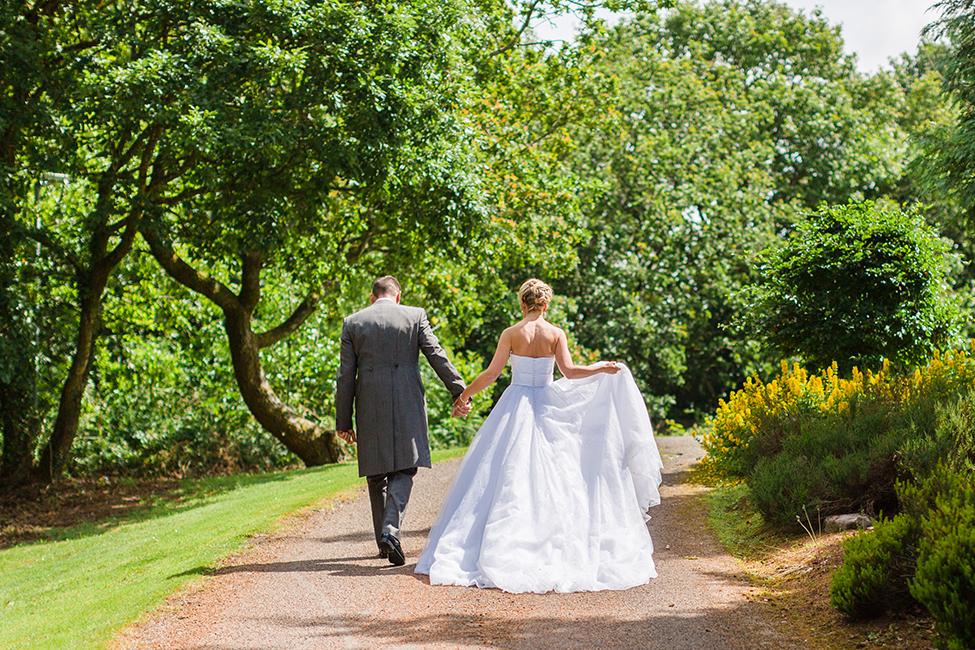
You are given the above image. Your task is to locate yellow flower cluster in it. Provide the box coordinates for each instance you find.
[701,349,975,481]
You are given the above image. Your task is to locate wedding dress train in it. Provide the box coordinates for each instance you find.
[415,354,663,593]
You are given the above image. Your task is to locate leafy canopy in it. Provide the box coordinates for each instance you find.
[740,200,962,371]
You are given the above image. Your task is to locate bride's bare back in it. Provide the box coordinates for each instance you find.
[507,316,562,358]
[458,311,619,404]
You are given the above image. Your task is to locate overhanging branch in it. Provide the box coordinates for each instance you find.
[255,290,322,349]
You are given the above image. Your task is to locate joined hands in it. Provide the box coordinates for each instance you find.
[452,395,473,418]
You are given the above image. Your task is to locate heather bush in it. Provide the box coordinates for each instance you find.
[703,351,975,527]
[830,464,975,642]
[908,468,975,650]
[830,512,922,619]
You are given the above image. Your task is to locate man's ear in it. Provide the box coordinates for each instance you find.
[394,291,402,304]
[369,294,377,304]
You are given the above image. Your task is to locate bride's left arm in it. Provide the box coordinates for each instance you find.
[554,330,619,379]
[458,330,513,403]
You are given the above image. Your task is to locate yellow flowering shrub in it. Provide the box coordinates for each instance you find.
[702,349,975,481]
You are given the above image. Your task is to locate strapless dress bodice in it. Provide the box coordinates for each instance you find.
[510,354,555,387]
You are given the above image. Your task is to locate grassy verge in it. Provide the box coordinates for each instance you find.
[0,447,468,650]
[703,482,936,650]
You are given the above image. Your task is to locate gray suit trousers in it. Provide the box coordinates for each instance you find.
[366,467,418,546]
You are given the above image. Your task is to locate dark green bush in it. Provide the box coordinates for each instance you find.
[900,390,975,480]
[907,468,975,650]
[748,405,907,528]
[739,200,962,372]
[831,465,975,640]
[749,453,821,529]
[830,513,922,619]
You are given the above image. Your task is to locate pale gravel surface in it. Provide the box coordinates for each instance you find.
[111,436,802,650]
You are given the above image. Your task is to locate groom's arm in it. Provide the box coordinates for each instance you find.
[417,310,466,400]
[335,319,357,432]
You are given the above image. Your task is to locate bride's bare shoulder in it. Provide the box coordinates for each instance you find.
[542,321,566,337]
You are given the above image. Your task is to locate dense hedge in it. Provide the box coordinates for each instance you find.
[702,351,975,527]
[831,466,975,649]
[701,351,975,647]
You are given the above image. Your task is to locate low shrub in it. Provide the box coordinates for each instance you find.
[900,389,975,480]
[907,468,975,650]
[830,465,975,647]
[749,453,821,529]
[830,512,922,619]
[703,350,975,528]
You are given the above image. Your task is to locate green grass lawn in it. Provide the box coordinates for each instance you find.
[0,447,468,650]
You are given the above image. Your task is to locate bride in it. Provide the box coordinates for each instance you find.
[415,279,663,593]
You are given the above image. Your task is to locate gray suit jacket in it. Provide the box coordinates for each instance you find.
[335,300,465,477]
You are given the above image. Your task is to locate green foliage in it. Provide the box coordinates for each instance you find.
[747,403,904,528]
[829,465,975,647]
[422,349,489,449]
[1,0,959,482]
[554,0,921,420]
[900,389,975,479]
[67,254,299,477]
[704,352,975,527]
[1,0,495,482]
[905,465,975,650]
[920,0,975,223]
[830,512,922,619]
[740,201,963,372]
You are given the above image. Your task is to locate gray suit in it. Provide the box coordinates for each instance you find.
[335,298,465,548]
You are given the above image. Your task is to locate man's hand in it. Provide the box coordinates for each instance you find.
[452,396,473,418]
[337,429,356,444]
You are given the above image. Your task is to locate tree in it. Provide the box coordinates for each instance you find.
[739,201,962,371]
[921,0,975,222]
[555,0,919,418]
[136,0,485,467]
[0,0,484,484]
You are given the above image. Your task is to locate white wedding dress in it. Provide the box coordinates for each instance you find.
[415,354,663,593]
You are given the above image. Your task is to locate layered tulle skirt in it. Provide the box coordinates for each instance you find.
[415,363,662,593]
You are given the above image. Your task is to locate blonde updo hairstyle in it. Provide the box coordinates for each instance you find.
[518,279,553,314]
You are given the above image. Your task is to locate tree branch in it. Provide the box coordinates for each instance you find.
[488,0,543,58]
[140,227,239,311]
[25,228,83,273]
[154,186,207,205]
[255,290,323,349]
[100,209,140,272]
[148,155,196,194]
[238,251,264,312]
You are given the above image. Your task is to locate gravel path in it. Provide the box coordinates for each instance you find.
[111,436,801,650]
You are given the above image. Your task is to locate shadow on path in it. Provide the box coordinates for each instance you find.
[189,603,790,650]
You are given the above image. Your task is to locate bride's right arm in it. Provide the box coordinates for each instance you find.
[459,330,512,402]
[554,330,619,379]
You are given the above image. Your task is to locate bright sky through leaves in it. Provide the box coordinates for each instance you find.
[534,0,940,72]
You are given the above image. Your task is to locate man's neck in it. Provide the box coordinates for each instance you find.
[374,297,394,303]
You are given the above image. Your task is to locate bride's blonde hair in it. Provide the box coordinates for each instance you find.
[518,279,553,313]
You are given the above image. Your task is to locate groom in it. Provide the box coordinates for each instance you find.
[336,276,470,566]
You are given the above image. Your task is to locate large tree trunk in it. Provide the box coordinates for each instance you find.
[33,189,139,483]
[142,232,343,466]
[224,307,342,466]
[34,288,102,483]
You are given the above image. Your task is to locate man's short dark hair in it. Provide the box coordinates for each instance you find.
[372,275,401,298]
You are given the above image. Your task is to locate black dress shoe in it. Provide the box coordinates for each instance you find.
[379,548,389,559]
[379,533,406,566]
